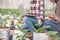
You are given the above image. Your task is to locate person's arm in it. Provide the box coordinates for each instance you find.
[55,0,60,23]
[38,0,44,24]
[38,19,42,25]
[47,14,58,21]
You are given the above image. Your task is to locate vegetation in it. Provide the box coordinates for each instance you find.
[16,24,29,40]
[34,24,44,33]
[25,8,30,13]
[0,9,20,16]
[0,8,30,16]
[47,31,59,40]
[34,24,60,40]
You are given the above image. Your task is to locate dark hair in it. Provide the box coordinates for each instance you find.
[55,0,59,3]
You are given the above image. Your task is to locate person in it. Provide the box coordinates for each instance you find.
[30,0,45,24]
[20,0,45,33]
[42,14,58,31]
[55,0,60,31]
[20,13,38,33]
[50,0,60,34]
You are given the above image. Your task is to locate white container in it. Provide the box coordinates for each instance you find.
[26,38,30,40]
[2,30,9,40]
[33,33,49,40]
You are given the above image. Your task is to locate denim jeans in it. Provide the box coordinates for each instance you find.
[20,16,38,33]
[42,20,58,31]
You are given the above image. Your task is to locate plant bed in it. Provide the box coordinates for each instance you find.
[33,33,49,40]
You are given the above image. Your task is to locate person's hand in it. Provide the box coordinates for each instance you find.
[38,20,42,25]
[45,17,52,20]
[47,14,58,21]
[47,14,60,23]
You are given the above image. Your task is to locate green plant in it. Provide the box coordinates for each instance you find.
[3,19,7,28]
[47,31,58,40]
[34,24,60,40]
[0,9,20,16]
[47,31,58,37]
[3,16,10,28]
[16,35,26,40]
[16,30,28,40]
[18,18,23,22]
[0,16,3,27]
[16,24,29,40]
[34,24,44,33]
[55,37,60,40]
[25,9,30,13]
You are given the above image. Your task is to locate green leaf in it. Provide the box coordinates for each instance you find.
[16,35,20,38]
[35,24,40,28]
[47,31,58,37]
[55,37,60,40]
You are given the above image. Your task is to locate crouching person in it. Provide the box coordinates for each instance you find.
[42,14,60,34]
[20,13,38,33]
